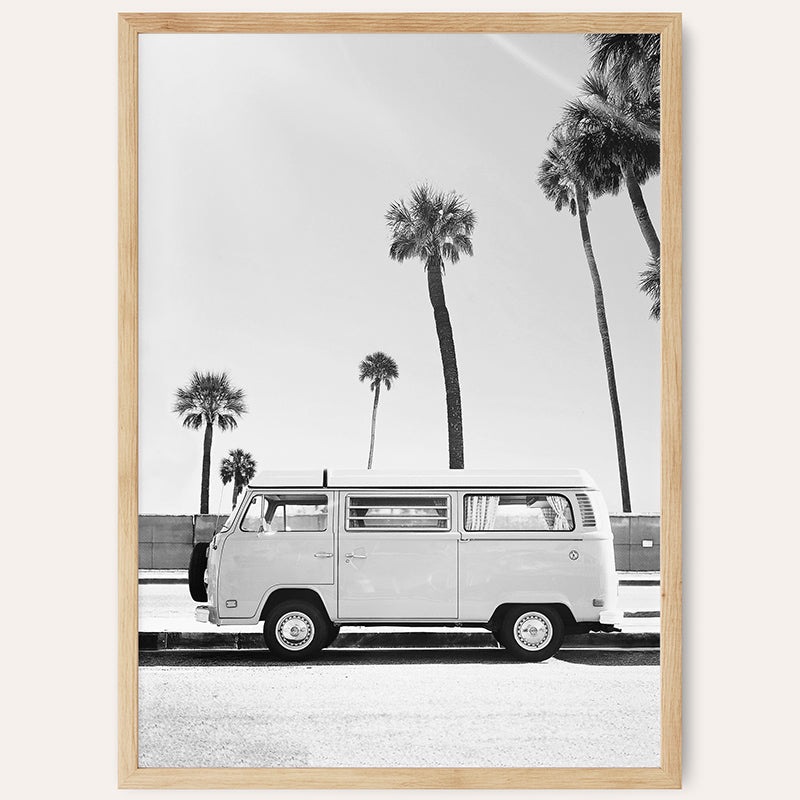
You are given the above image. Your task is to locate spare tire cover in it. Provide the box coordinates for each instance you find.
[188,542,209,602]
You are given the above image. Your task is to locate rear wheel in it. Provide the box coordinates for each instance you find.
[188,543,208,602]
[263,600,330,661]
[498,605,565,662]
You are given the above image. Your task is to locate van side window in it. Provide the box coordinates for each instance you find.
[266,496,328,532]
[464,494,575,532]
[346,496,450,530]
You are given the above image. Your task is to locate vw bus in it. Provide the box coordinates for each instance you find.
[189,469,622,661]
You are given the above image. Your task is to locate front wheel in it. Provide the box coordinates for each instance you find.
[263,601,331,661]
[498,605,565,662]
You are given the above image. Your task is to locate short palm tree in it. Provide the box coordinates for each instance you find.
[358,351,399,469]
[173,371,247,514]
[538,129,632,512]
[220,449,258,510]
[386,185,475,469]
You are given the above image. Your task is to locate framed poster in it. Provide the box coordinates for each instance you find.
[119,13,681,789]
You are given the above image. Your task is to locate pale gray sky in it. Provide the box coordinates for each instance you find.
[138,33,661,515]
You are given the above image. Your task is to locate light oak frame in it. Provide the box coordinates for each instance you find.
[119,12,681,789]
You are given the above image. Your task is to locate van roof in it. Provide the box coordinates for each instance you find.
[249,468,597,490]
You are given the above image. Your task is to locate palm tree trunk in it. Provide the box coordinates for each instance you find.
[366,383,381,469]
[426,255,464,469]
[576,188,632,512]
[622,165,661,261]
[232,482,242,510]
[200,421,213,514]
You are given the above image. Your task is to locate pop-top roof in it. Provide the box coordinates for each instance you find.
[249,468,596,490]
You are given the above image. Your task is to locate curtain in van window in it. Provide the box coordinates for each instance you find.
[546,495,571,530]
[465,495,499,530]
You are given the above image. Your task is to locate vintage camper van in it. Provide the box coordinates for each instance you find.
[189,469,622,661]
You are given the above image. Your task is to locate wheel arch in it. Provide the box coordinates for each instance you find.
[258,587,332,623]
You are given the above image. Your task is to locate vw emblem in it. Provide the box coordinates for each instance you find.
[569,550,579,560]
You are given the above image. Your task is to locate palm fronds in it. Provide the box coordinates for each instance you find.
[173,371,247,429]
[358,351,399,391]
[220,448,257,486]
[386,184,475,269]
[639,257,661,320]
[585,33,660,107]
[538,132,581,215]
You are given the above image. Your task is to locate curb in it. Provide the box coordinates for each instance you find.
[139,630,659,652]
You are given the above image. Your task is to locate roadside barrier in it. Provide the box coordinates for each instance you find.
[138,513,660,572]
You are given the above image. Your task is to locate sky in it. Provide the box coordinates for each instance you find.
[138,33,661,515]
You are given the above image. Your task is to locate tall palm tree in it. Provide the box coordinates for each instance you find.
[386,185,475,469]
[574,73,661,262]
[585,33,660,108]
[585,35,663,319]
[173,371,247,514]
[358,351,399,469]
[220,449,257,510]
[538,129,632,512]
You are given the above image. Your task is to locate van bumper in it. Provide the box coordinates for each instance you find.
[598,609,624,626]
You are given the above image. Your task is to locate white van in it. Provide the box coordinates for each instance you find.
[190,469,622,661]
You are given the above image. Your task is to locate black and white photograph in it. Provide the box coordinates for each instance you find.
[13,0,800,796]
[136,29,665,770]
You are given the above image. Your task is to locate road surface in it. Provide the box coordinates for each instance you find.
[139,648,660,768]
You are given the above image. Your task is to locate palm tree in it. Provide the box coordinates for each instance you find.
[220,449,258,510]
[173,371,247,514]
[538,129,632,512]
[358,351,399,469]
[585,33,660,108]
[574,73,661,262]
[585,35,663,319]
[386,185,475,469]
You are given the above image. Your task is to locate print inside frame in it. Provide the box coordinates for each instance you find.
[119,12,681,790]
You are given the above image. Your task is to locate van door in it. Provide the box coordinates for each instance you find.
[217,492,333,619]
[337,492,458,619]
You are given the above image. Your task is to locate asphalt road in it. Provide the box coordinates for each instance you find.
[138,648,660,768]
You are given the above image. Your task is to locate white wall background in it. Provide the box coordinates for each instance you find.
[1,1,798,798]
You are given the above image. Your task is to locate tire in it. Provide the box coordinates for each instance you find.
[263,600,331,661]
[498,605,565,662]
[188,543,209,602]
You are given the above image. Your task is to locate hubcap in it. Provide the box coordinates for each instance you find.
[514,612,553,651]
[275,612,314,650]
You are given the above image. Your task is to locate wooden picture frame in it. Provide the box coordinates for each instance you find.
[119,12,681,789]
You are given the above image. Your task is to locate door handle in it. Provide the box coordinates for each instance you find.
[314,552,334,558]
[344,552,367,559]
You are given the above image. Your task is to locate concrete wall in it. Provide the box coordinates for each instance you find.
[138,514,219,569]
[138,513,661,572]
[610,514,660,572]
